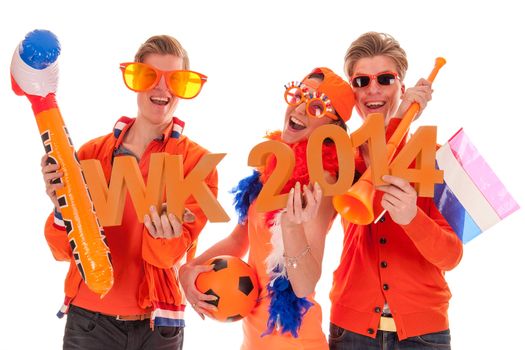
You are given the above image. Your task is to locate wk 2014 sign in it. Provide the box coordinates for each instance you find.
[80,115,443,226]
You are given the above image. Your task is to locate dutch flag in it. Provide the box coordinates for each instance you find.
[434,129,519,243]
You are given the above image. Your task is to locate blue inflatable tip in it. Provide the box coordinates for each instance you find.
[20,29,61,70]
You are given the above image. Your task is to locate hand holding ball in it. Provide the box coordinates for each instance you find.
[195,256,259,322]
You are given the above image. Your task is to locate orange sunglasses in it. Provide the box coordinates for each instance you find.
[120,62,208,99]
[284,81,338,120]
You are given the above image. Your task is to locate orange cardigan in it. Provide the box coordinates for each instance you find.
[330,119,463,340]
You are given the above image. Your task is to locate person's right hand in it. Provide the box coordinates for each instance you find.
[41,154,63,209]
[178,263,219,320]
[281,181,323,228]
[144,205,195,240]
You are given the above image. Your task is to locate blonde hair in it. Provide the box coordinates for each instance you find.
[134,35,189,69]
[344,32,408,81]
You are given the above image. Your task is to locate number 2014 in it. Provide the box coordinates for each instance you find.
[248,114,444,212]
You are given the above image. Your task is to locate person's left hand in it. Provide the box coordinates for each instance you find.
[281,182,323,228]
[144,204,195,239]
[376,175,417,225]
[395,78,433,120]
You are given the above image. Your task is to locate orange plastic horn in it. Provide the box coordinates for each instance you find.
[332,177,376,224]
[333,57,446,225]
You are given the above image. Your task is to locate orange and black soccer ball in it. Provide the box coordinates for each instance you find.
[195,255,260,322]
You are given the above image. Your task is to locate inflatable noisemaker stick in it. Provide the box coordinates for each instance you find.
[10,30,114,296]
[333,57,446,225]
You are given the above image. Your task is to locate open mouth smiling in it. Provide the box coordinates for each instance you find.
[365,101,386,110]
[150,96,170,106]
[289,116,306,130]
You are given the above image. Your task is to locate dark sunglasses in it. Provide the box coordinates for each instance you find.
[351,72,399,88]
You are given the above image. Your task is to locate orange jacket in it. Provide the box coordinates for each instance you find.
[44,116,218,325]
[330,119,463,340]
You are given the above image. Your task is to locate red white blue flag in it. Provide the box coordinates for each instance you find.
[434,129,519,243]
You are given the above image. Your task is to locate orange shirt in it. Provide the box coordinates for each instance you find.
[74,195,147,315]
[242,203,328,350]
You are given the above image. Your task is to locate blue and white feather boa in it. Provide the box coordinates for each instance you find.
[262,211,313,337]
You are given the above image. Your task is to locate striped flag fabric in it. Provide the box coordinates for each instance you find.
[434,129,519,243]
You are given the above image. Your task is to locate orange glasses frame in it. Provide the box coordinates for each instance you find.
[284,82,338,120]
[119,62,208,99]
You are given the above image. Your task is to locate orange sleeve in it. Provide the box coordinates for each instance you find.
[44,211,71,261]
[400,201,463,271]
[142,165,219,268]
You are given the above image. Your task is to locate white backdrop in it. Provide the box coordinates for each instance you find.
[1,1,524,349]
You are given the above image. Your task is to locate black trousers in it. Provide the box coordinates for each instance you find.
[63,305,183,350]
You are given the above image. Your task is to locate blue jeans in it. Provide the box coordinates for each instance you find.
[329,323,451,350]
[63,305,183,350]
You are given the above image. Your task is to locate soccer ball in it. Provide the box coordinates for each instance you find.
[195,255,260,322]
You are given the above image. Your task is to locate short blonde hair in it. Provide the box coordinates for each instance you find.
[134,35,189,70]
[344,32,408,81]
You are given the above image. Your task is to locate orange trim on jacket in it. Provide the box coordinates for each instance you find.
[44,117,218,319]
[329,118,463,340]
